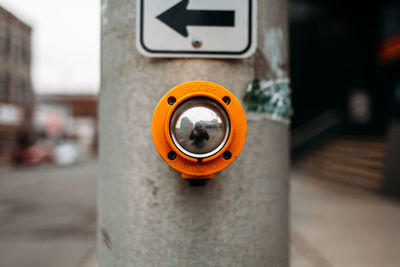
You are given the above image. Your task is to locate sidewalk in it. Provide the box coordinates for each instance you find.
[0,162,97,267]
[77,249,97,267]
[291,170,400,267]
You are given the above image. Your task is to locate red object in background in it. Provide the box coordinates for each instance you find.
[16,145,53,166]
[46,113,64,136]
[379,34,400,64]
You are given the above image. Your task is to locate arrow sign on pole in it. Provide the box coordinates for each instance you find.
[156,0,235,38]
[137,0,256,58]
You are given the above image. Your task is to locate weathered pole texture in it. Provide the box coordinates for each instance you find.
[99,0,290,266]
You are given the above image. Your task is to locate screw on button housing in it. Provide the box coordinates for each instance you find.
[168,96,176,105]
[222,96,231,105]
[168,151,177,160]
[222,151,232,160]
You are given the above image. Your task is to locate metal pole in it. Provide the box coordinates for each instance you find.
[98,0,290,266]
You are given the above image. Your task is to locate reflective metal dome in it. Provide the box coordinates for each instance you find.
[169,98,230,158]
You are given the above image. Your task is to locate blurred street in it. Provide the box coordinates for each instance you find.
[0,162,97,267]
[291,171,400,267]
[1,163,400,267]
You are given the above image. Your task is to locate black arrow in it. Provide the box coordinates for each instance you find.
[156,0,235,38]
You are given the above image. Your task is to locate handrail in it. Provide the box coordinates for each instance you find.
[291,109,342,150]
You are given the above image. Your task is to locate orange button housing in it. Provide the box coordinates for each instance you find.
[151,81,247,179]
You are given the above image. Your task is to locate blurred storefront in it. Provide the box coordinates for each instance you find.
[35,94,98,165]
[0,6,34,166]
[290,0,400,195]
[378,2,400,195]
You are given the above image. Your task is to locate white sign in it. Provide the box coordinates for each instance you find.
[137,0,257,58]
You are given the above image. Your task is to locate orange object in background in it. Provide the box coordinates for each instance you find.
[152,81,247,183]
[379,34,400,64]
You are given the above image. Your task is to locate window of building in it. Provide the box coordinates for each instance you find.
[10,78,32,104]
[12,31,23,64]
[0,23,10,56]
[16,79,23,103]
[0,71,10,101]
[19,79,26,103]
[24,83,33,104]
[22,39,30,65]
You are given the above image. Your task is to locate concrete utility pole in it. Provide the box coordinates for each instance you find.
[99,0,290,266]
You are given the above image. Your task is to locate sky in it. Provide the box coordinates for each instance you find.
[0,0,100,94]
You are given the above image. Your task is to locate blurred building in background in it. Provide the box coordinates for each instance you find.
[34,94,98,165]
[290,0,400,195]
[0,5,34,166]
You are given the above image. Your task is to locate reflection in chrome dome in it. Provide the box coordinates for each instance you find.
[170,98,230,158]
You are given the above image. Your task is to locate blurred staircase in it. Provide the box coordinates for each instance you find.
[294,136,386,190]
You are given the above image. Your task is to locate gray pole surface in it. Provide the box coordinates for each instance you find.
[99,0,290,266]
